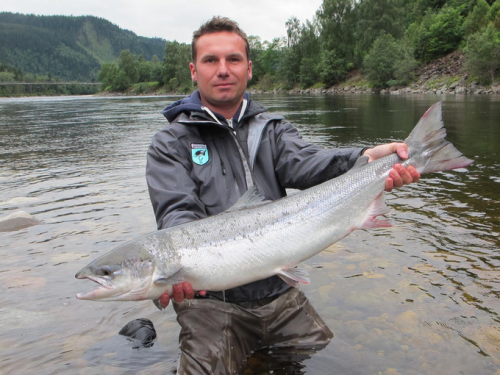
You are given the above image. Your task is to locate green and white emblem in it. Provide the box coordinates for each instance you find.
[191,143,209,166]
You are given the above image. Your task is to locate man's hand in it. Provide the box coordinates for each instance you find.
[363,142,420,192]
[157,282,207,309]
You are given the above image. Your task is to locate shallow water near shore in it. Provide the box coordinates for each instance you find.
[0,93,499,374]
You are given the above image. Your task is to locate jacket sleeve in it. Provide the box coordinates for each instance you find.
[273,120,365,190]
[146,129,208,230]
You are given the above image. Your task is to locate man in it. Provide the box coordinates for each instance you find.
[146,17,419,374]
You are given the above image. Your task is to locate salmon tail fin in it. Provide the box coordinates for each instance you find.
[404,102,473,174]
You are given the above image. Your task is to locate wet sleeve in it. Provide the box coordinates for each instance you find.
[273,120,365,190]
[146,129,208,230]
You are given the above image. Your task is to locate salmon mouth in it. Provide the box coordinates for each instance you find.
[75,275,114,300]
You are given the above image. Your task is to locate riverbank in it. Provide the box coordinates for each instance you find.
[100,52,500,97]
[250,52,500,96]
[99,75,500,98]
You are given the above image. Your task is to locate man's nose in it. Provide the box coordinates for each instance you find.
[217,60,230,77]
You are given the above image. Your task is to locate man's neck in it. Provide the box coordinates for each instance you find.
[200,97,243,120]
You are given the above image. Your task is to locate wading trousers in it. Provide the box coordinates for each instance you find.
[173,288,333,374]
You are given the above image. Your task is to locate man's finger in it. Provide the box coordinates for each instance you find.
[408,166,421,183]
[159,293,170,309]
[393,143,408,159]
[172,283,185,303]
[385,177,394,192]
[389,169,403,188]
[395,164,413,185]
[182,282,195,299]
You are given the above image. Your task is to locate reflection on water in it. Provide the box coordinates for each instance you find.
[0,94,499,374]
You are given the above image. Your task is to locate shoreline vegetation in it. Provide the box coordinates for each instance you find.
[96,51,500,97]
[1,0,500,98]
[98,52,500,97]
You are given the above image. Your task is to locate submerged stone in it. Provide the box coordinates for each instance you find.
[119,318,157,348]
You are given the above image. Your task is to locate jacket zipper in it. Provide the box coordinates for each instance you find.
[220,157,226,175]
[199,106,254,192]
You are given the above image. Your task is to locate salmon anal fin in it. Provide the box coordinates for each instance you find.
[277,266,310,287]
[359,193,392,230]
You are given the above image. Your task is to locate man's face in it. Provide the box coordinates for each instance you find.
[190,31,252,113]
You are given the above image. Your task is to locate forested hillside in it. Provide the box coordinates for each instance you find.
[2,0,499,96]
[247,0,500,90]
[0,12,165,81]
[128,0,496,96]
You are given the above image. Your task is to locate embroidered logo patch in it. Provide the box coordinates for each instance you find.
[191,143,209,166]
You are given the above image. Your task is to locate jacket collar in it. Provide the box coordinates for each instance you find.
[162,90,267,127]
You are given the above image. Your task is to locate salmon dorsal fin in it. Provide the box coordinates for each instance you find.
[226,186,271,212]
[350,155,370,170]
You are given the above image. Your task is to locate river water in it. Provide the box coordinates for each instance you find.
[0,94,498,374]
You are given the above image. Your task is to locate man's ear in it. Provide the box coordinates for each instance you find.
[189,62,197,82]
[248,60,253,80]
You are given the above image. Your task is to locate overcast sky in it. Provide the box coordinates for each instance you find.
[3,0,323,43]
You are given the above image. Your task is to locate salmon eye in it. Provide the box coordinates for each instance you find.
[96,266,115,277]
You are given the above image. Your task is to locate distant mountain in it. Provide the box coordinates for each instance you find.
[0,12,166,81]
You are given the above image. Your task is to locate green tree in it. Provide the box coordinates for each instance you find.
[462,0,491,36]
[299,57,319,87]
[296,20,321,87]
[98,62,118,88]
[277,48,300,88]
[162,41,191,88]
[259,38,283,76]
[112,69,130,91]
[118,49,139,83]
[317,0,357,66]
[363,33,399,87]
[318,50,347,86]
[354,0,405,63]
[150,55,163,82]
[0,72,16,82]
[464,23,500,84]
[167,77,179,91]
[393,39,418,85]
[138,61,153,82]
[411,5,464,62]
[363,33,417,87]
[488,1,500,28]
[248,35,264,85]
[285,17,301,48]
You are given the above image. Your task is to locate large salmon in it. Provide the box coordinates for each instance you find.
[75,102,472,302]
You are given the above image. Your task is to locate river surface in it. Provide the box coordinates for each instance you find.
[0,94,499,374]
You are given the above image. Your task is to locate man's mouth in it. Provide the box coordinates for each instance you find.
[214,82,234,88]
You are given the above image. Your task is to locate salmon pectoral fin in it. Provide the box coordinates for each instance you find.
[277,266,311,287]
[358,193,392,230]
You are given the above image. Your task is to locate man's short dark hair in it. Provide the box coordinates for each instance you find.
[192,16,250,62]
